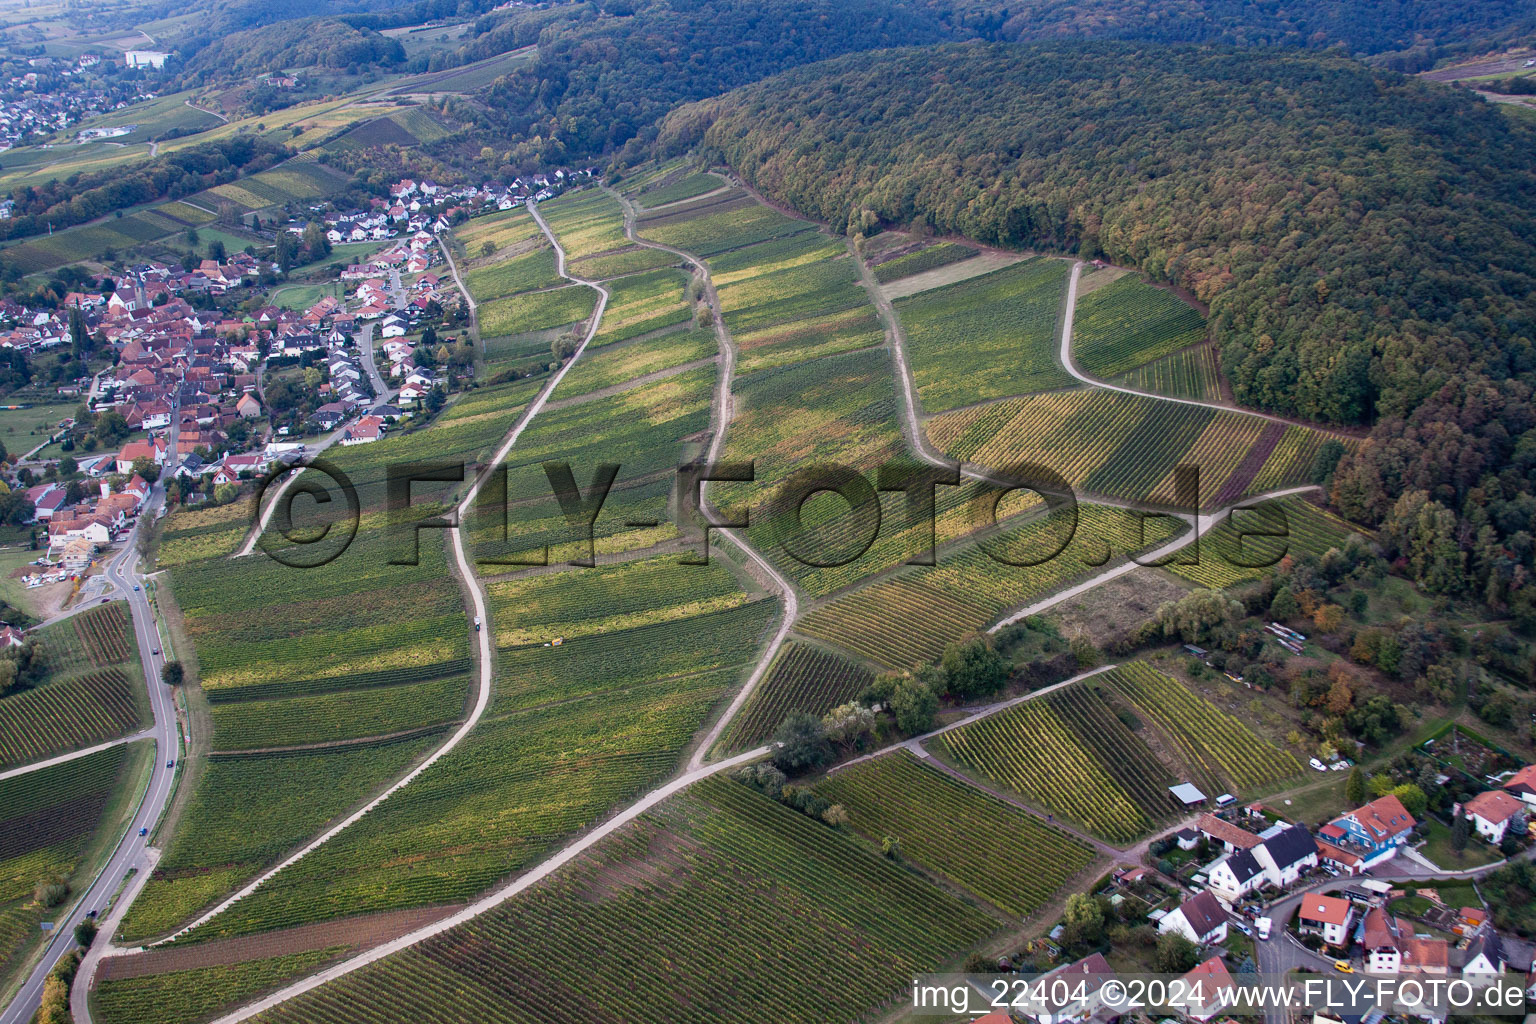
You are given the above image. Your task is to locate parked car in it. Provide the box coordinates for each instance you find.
[1309,758,1327,771]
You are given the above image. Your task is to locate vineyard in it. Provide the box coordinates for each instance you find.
[246,779,997,1024]
[719,643,874,752]
[182,672,745,942]
[931,686,1163,842]
[557,326,715,397]
[1170,495,1362,588]
[479,284,599,338]
[454,208,540,256]
[118,735,442,944]
[74,602,131,665]
[927,388,1274,510]
[894,257,1075,412]
[567,245,678,279]
[796,504,1182,668]
[539,188,631,260]
[0,669,140,769]
[0,744,134,984]
[590,268,693,345]
[1115,344,1223,402]
[1104,662,1301,790]
[817,752,1093,915]
[463,246,561,303]
[870,241,979,283]
[1244,426,1355,497]
[637,190,815,256]
[637,171,725,208]
[709,230,884,373]
[1072,275,1208,379]
[208,674,472,751]
[94,946,349,1024]
[0,602,141,769]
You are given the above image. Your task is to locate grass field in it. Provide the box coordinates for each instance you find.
[1072,275,1208,379]
[0,603,144,770]
[817,751,1094,915]
[895,257,1074,412]
[243,778,998,1024]
[0,399,74,456]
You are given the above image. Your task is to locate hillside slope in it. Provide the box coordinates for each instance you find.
[661,41,1536,615]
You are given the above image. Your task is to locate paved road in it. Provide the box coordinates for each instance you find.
[1,489,178,1024]
[152,201,612,947]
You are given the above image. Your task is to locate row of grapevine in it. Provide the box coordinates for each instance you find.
[894,257,1074,413]
[0,668,140,769]
[1072,275,1208,378]
[247,779,996,1024]
[719,643,874,752]
[931,694,1152,843]
[1105,662,1301,789]
[1170,495,1364,589]
[73,602,131,666]
[816,751,1093,915]
[928,388,1274,510]
[1114,344,1223,401]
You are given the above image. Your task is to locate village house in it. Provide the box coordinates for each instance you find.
[1322,794,1416,868]
[1501,765,1536,808]
[1024,953,1119,1024]
[1158,890,1228,946]
[1297,894,1354,947]
[1178,956,1239,1022]
[1457,790,1527,844]
[1462,931,1507,985]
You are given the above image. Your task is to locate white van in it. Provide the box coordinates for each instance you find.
[1256,916,1272,940]
[1215,793,1236,808]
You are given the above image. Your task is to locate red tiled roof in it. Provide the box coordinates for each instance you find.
[1465,789,1525,824]
[1299,895,1352,927]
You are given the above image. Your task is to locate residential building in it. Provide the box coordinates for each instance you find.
[1297,894,1354,947]
[1462,931,1506,985]
[1457,790,1526,844]
[1159,890,1228,946]
[1205,848,1265,903]
[1252,824,1318,887]
[1179,956,1239,1022]
[1326,794,1416,867]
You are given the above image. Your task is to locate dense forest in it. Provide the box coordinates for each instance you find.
[0,137,288,241]
[173,18,406,84]
[660,42,1536,625]
[922,0,1536,70]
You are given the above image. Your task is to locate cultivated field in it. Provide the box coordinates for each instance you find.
[817,751,1094,915]
[1073,275,1207,379]
[896,257,1074,412]
[242,779,998,1024]
[718,642,874,752]
[0,603,143,770]
[1170,494,1364,588]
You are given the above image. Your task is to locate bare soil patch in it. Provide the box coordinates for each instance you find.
[99,905,460,980]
